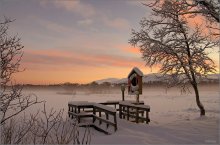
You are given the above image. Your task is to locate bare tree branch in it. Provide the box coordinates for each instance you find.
[130,0,219,116]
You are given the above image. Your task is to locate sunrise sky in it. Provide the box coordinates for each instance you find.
[0,0,219,84]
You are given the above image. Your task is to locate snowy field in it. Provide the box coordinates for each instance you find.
[23,84,219,144]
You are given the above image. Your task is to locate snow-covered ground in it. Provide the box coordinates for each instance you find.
[23,84,219,144]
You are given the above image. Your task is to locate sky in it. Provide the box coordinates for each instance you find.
[0,0,219,84]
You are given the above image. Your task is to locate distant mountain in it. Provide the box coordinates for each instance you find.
[94,73,166,84]
[200,74,219,82]
[95,78,120,84]
[95,73,219,84]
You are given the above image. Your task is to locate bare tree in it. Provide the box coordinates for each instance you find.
[0,17,41,124]
[0,17,91,144]
[147,0,220,22]
[129,0,219,116]
[146,0,220,36]
[180,0,219,23]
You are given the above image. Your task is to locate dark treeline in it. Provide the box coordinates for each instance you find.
[16,79,218,90]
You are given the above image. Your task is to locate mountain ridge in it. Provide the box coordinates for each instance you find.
[95,73,219,84]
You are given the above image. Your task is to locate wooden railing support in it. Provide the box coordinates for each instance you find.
[119,102,150,124]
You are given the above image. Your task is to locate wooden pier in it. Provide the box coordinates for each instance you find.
[68,101,117,134]
[68,100,150,134]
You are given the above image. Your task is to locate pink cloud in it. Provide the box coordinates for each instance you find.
[102,17,130,30]
[53,0,96,18]
[22,48,144,70]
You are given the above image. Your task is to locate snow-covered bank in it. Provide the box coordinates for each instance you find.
[90,116,219,144]
[23,84,219,144]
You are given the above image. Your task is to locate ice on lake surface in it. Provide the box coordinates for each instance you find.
[22,85,220,144]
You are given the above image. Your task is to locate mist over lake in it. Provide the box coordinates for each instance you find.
[22,84,219,124]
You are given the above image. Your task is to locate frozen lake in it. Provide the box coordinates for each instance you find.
[23,84,219,125]
[22,84,219,144]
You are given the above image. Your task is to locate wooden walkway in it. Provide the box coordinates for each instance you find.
[68,101,117,134]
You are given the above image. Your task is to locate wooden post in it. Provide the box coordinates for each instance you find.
[78,107,81,123]
[146,110,149,124]
[136,93,139,103]
[119,104,122,119]
[78,107,81,113]
[122,106,125,119]
[78,117,80,124]
[114,113,117,131]
[99,110,102,125]
[127,106,130,121]
[121,84,125,101]
[141,111,144,117]
[135,107,139,123]
[122,90,125,101]
[93,107,96,123]
[106,113,109,128]
[68,106,70,118]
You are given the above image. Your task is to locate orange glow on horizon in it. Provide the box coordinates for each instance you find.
[12,48,161,84]
[13,46,218,85]
[12,65,160,85]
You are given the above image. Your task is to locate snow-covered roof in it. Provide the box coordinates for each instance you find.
[128,67,144,77]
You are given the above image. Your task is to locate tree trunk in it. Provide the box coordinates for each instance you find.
[192,83,205,116]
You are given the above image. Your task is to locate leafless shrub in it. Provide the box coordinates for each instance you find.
[0,17,42,124]
[0,17,91,144]
[1,102,91,144]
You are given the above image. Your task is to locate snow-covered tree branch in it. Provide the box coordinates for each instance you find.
[144,0,220,36]
[130,0,219,116]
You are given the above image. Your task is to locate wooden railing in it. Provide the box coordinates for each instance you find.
[119,101,150,124]
[68,101,117,134]
[100,100,144,112]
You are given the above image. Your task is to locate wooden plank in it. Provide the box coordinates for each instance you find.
[93,105,116,115]
[84,110,93,113]
[94,116,116,126]
[100,101,119,105]
[68,111,93,118]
